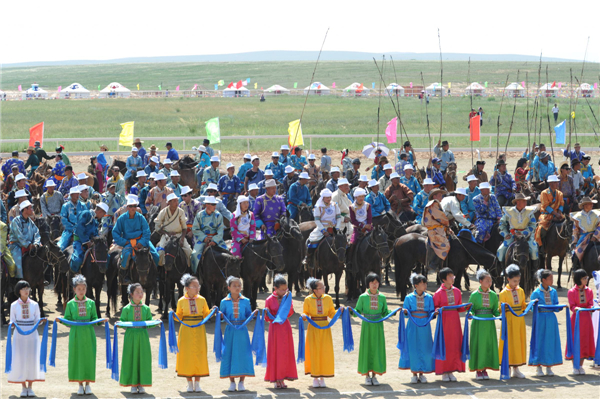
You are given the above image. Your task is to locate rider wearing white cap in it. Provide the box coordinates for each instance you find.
[159,158,174,184]
[464,175,481,222]
[218,162,243,207]
[266,151,285,182]
[130,170,148,198]
[69,201,109,273]
[198,183,233,221]
[41,179,64,218]
[244,156,265,193]
[400,163,421,195]
[279,145,291,167]
[326,167,341,192]
[282,165,298,202]
[145,172,174,212]
[303,188,342,269]
[190,194,228,273]
[145,155,161,176]
[257,169,275,196]
[472,181,503,244]
[365,179,391,218]
[58,186,87,250]
[440,188,472,229]
[125,146,144,180]
[331,178,354,240]
[8,200,40,279]
[378,164,394,193]
[201,156,221,195]
[155,192,191,268]
[385,172,415,219]
[167,169,183,199]
[237,153,253,180]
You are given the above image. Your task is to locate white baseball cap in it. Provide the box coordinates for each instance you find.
[331,167,340,173]
[467,175,478,182]
[547,175,560,183]
[15,173,26,182]
[358,175,368,182]
[131,147,138,152]
[96,202,109,213]
[163,158,173,165]
[166,193,178,202]
[403,164,414,171]
[45,180,56,188]
[137,170,147,178]
[390,172,400,179]
[308,154,316,160]
[271,152,280,158]
[203,196,217,205]
[265,169,273,176]
[69,187,81,195]
[210,156,220,163]
[248,183,259,191]
[338,178,349,186]
[155,173,167,181]
[150,156,159,163]
[206,183,218,191]
[354,188,367,197]
[285,165,294,173]
[77,173,87,180]
[180,186,193,196]
[243,153,252,159]
[15,189,28,198]
[368,179,378,188]
[383,164,393,171]
[455,187,468,196]
[479,182,491,189]
[298,172,309,179]
[423,178,435,185]
[170,170,180,177]
[198,145,206,152]
[226,162,235,169]
[19,200,33,211]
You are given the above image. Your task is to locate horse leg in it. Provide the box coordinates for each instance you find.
[324,272,330,294]
[38,286,45,318]
[157,273,165,312]
[334,271,342,309]
[557,256,564,289]
[145,285,152,307]
[162,281,170,319]
[95,285,102,318]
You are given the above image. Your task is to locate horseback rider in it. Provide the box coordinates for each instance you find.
[346,188,372,271]
[558,162,576,214]
[190,196,227,274]
[265,152,285,182]
[490,159,516,207]
[532,151,556,182]
[77,173,96,198]
[326,167,341,192]
[385,172,415,219]
[287,172,312,221]
[218,163,243,207]
[231,195,256,258]
[332,178,354,241]
[201,156,221,194]
[112,195,160,282]
[70,202,109,273]
[124,147,143,180]
[571,196,600,269]
[257,169,275,196]
[441,188,473,230]
[59,187,87,251]
[281,166,298,201]
[179,186,201,241]
[254,179,286,239]
[463,160,488,184]
[346,158,361,188]
[8,190,30,224]
[145,173,174,212]
[198,183,233,221]
[463,175,481,222]
[413,178,435,224]
[1,219,17,278]
[144,156,160,176]
[8,200,41,279]
[421,188,450,270]
[377,164,393,193]
[535,175,565,253]
[400,164,421,195]
[155,193,191,269]
[426,158,446,188]
[497,193,539,267]
[7,174,31,210]
[303,189,342,270]
[473,182,502,244]
[167,170,183,199]
[304,154,321,188]
[1,151,25,181]
[159,158,174,184]
[279,145,290,168]
[78,185,93,210]
[365,179,391,218]
[100,182,126,230]
[129,170,147,196]
[350,175,369,199]
[107,166,125,197]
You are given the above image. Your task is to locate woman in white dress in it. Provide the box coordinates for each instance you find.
[7,280,45,397]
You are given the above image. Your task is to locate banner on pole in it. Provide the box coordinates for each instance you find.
[288,120,304,147]
[205,117,220,144]
[385,117,397,144]
[29,122,44,147]
[469,115,480,141]
[119,122,134,147]
[554,120,566,144]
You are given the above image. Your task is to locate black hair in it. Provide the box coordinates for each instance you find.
[273,274,287,288]
[203,139,210,144]
[539,143,546,148]
[410,273,427,287]
[226,276,241,287]
[306,277,321,292]
[15,280,30,296]
[573,269,588,286]
[321,148,327,153]
[439,267,454,282]
[65,165,73,172]
[365,273,381,286]
[294,147,302,153]
[476,269,491,282]
[127,283,142,296]
[536,269,552,283]
[180,273,199,287]
[505,264,521,280]
[516,158,528,169]
[400,153,408,160]
[56,154,62,160]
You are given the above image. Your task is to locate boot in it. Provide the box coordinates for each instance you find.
[571,253,580,270]
[303,246,316,270]
[426,245,443,271]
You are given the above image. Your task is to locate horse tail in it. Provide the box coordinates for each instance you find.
[107,271,118,314]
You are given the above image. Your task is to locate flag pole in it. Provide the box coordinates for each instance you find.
[504,69,520,155]
[546,66,556,165]
[467,58,473,167]
[496,74,509,162]
[376,55,385,148]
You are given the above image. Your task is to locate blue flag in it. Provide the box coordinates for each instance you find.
[554,120,566,144]
[214,84,218,90]
[372,82,376,89]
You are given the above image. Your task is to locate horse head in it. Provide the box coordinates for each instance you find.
[46,240,70,273]
[163,235,182,271]
[333,229,347,263]
[48,215,63,240]
[277,214,303,241]
[133,247,152,285]
[265,235,285,271]
[90,235,109,268]
[222,252,243,278]
[34,217,52,244]
[370,226,390,259]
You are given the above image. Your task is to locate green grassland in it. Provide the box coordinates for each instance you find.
[2,60,600,92]
[1,94,599,153]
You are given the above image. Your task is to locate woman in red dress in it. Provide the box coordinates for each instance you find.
[566,269,596,375]
[264,275,297,388]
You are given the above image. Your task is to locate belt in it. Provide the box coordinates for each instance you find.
[474,309,493,315]
[410,310,428,319]
[427,224,444,230]
[311,316,327,321]
[54,175,64,181]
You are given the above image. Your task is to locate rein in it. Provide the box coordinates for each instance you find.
[244,241,284,266]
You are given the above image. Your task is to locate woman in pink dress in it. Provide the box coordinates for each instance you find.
[433,267,468,382]
[91,156,105,193]
[230,196,256,258]
[566,269,596,375]
[264,275,297,388]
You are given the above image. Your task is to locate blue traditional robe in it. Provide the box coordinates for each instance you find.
[426,167,446,187]
[59,176,79,198]
[219,294,255,378]
[138,185,151,215]
[237,161,252,180]
[167,182,183,200]
[365,191,391,218]
[287,182,311,220]
[281,175,298,201]
[191,210,227,272]
[279,153,290,168]
[529,286,562,367]
[112,211,159,268]
[144,164,160,176]
[71,210,100,272]
[159,167,173,184]
[59,200,88,250]
[49,161,66,188]
[167,148,179,161]
[289,155,307,171]
[253,194,286,238]
[218,174,243,207]
[125,155,144,179]
[473,194,502,244]
[490,172,516,202]
[325,178,338,192]
[137,147,147,164]
[265,162,285,182]
[9,216,41,278]
[464,186,481,221]
[401,175,421,196]
[129,182,145,197]
[399,291,435,373]
[412,190,429,224]
[201,167,220,194]
[2,158,26,180]
[197,196,232,220]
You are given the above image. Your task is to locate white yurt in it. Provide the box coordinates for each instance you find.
[425,82,446,97]
[386,83,405,97]
[465,82,485,96]
[22,84,48,100]
[576,83,594,98]
[0,90,6,101]
[263,85,290,95]
[223,86,250,97]
[343,82,370,96]
[59,83,91,99]
[539,83,558,97]
[99,82,131,98]
[504,82,525,97]
[304,82,330,95]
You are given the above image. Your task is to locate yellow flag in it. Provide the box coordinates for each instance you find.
[288,119,304,147]
[137,83,140,91]
[119,121,134,147]
[571,111,576,119]
[254,82,257,89]
[448,82,452,89]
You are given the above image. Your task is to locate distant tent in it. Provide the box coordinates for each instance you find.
[0,90,6,101]
[465,82,485,96]
[343,82,369,97]
[539,83,558,98]
[504,82,525,98]
[263,85,290,95]
[425,82,446,97]
[223,86,250,97]
[59,83,90,99]
[386,83,405,97]
[99,82,131,98]
[576,83,594,98]
[22,84,48,100]
[304,82,330,95]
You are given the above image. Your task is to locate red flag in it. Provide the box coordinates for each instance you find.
[227,82,234,89]
[29,122,44,147]
[356,83,364,94]
[469,115,480,141]
[551,81,556,88]
[236,80,243,89]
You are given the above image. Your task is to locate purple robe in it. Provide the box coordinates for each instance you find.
[253,194,286,239]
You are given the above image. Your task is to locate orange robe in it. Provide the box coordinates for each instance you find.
[534,188,564,246]
[422,200,450,260]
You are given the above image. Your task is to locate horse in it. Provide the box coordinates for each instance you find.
[1,259,17,325]
[345,226,390,301]
[443,162,457,192]
[310,180,326,205]
[297,203,314,224]
[198,247,243,308]
[372,211,410,285]
[22,244,62,318]
[580,242,600,284]
[504,235,536,296]
[299,222,347,308]
[275,214,305,295]
[158,235,189,319]
[240,236,285,310]
[47,214,63,240]
[540,218,573,289]
[393,232,499,300]
[80,235,110,317]
[35,216,70,309]
[172,156,199,192]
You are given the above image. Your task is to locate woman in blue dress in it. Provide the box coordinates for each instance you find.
[400,273,435,383]
[220,276,258,392]
[529,269,562,377]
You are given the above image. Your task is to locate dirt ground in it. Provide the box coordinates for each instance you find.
[2,150,599,399]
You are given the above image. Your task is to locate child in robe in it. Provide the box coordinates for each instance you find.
[498,265,527,379]
[264,274,297,388]
[566,269,596,375]
[230,195,256,258]
[7,280,45,398]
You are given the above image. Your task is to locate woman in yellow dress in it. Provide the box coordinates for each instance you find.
[175,274,217,392]
[498,265,527,379]
[302,277,344,388]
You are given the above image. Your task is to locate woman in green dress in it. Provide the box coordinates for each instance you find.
[64,275,106,395]
[352,273,392,386]
[120,283,154,394]
[468,270,500,380]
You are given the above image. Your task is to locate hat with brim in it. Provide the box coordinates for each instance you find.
[368,179,378,188]
[127,196,139,206]
[265,169,274,176]
[155,173,167,181]
[496,159,506,168]
[354,188,367,197]
[77,173,87,180]
[298,172,309,180]
[338,178,349,186]
[454,187,468,196]
[432,157,441,164]
[423,178,435,185]
[204,196,217,205]
[547,175,560,183]
[26,146,35,152]
[265,179,277,188]
[251,155,260,162]
[571,159,581,167]
[210,156,220,163]
[131,147,138,152]
[149,145,157,150]
[19,200,33,211]
[285,166,294,173]
[134,138,144,144]
[69,187,81,195]
[77,185,89,192]
[308,154,316,160]
[479,182,491,190]
[512,193,531,204]
[579,196,598,206]
[166,193,178,202]
[358,175,368,182]
[428,189,446,200]
[15,189,28,199]
[383,164,393,171]
[45,180,56,188]
[560,161,570,170]
[539,151,549,159]
[100,145,109,151]
[96,202,109,214]
[226,163,235,169]
[272,152,280,158]
[206,183,218,191]
[467,175,478,182]
[331,167,340,173]
[150,156,159,163]
[137,170,147,178]
[248,184,259,191]
[170,170,180,177]
[163,158,172,165]
[15,173,26,182]
[180,186,192,196]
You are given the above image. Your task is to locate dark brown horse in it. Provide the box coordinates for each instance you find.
[80,235,110,317]
[540,218,573,289]
[158,235,189,319]
[198,247,243,308]
[275,214,305,295]
[504,235,537,296]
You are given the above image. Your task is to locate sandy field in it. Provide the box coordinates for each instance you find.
[2,149,599,399]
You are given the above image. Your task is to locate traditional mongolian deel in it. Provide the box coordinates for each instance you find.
[303,294,337,378]
[468,288,500,372]
[64,297,99,383]
[353,290,391,376]
[219,294,255,379]
[175,294,211,377]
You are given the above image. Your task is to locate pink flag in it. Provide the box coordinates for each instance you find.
[595,83,598,90]
[191,84,198,91]
[58,86,62,93]
[176,85,180,91]
[385,117,398,144]
[521,81,525,88]
[332,82,336,88]
[410,82,413,88]
[18,85,22,91]
[558,82,562,88]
